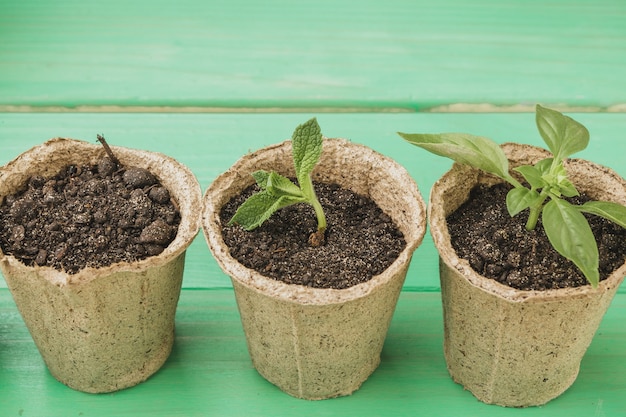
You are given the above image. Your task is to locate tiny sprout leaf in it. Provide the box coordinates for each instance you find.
[547,163,579,198]
[543,198,600,287]
[398,132,519,186]
[266,171,304,198]
[536,104,589,161]
[579,201,626,229]
[535,158,553,175]
[252,170,270,188]
[557,179,579,198]
[514,165,547,189]
[506,187,540,217]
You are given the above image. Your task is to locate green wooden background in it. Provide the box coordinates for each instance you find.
[0,0,625,416]
[2,0,625,110]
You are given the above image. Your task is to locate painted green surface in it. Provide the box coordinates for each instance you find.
[1,0,625,110]
[1,112,624,291]
[1,113,625,414]
[1,289,625,417]
[1,0,626,410]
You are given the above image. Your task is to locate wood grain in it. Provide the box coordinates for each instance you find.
[1,0,625,110]
[0,289,624,416]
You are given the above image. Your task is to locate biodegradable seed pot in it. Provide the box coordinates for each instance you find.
[203,137,426,400]
[0,138,202,393]
[429,143,626,407]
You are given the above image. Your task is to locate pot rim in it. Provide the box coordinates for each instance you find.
[429,142,626,303]
[0,137,202,287]
[202,138,427,305]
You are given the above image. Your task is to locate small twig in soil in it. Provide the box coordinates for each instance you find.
[96,134,121,166]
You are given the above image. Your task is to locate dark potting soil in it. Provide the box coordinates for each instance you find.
[447,183,626,291]
[220,182,406,290]
[0,157,181,273]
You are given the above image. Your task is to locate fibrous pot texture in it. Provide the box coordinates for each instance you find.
[0,138,202,393]
[203,138,426,400]
[429,143,626,407]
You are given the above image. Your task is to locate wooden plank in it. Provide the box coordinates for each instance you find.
[1,289,624,416]
[1,112,625,291]
[1,0,625,110]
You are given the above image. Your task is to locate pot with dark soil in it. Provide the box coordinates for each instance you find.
[399,105,626,407]
[202,119,426,400]
[0,137,202,393]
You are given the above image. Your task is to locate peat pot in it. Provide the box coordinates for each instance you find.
[0,138,202,393]
[203,138,426,400]
[429,143,626,407]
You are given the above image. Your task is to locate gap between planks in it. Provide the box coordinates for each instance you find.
[1,104,626,114]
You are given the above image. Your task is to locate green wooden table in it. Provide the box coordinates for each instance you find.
[1,1,625,416]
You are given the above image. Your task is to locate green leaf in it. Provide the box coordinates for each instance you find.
[535,104,589,161]
[514,165,547,189]
[398,132,518,185]
[551,164,579,197]
[292,118,323,187]
[228,191,306,231]
[506,187,541,217]
[557,179,579,198]
[579,201,626,229]
[535,158,553,175]
[252,170,270,189]
[266,171,304,198]
[542,198,599,287]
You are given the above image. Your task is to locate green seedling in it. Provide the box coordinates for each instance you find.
[228,117,327,246]
[398,104,626,288]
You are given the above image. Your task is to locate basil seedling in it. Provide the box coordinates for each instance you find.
[228,118,327,246]
[398,104,626,288]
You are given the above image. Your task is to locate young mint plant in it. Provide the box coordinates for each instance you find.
[228,117,327,246]
[398,104,626,288]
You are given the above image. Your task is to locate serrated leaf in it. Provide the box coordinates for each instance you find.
[506,187,541,217]
[252,170,270,189]
[266,171,304,198]
[292,118,323,187]
[535,104,589,161]
[228,191,306,231]
[227,191,278,230]
[543,198,599,287]
[514,165,547,189]
[579,201,626,229]
[398,132,516,184]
